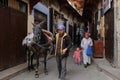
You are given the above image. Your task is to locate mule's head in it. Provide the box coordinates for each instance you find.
[32,23,42,43]
[32,20,48,45]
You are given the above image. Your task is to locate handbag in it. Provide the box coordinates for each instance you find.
[86,46,93,56]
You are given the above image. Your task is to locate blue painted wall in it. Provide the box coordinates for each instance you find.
[33,2,50,31]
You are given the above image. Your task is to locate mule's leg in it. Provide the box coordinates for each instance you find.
[35,53,39,78]
[27,50,31,71]
[31,53,35,70]
[44,51,48,75]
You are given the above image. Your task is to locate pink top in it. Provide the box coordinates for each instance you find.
[73,50,82,58]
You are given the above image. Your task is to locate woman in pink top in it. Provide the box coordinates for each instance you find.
[73,47,82,65]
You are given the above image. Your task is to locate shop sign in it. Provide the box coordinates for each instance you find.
[103,0,111,14]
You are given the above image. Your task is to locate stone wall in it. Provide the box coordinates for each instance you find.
[116,0,120,67]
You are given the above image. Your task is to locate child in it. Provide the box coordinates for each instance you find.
[73,47,82,65]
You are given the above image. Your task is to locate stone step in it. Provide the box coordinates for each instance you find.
[0,63,27,80]
[0,55,54,80]
[94,59,120,80]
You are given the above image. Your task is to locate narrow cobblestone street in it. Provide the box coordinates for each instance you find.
[10,49,113,80]
[1,0,120,80]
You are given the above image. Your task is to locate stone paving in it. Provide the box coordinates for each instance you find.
[10,52,113,80]
[94,58,120,80]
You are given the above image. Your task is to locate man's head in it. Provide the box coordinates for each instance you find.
[57,24,65,36]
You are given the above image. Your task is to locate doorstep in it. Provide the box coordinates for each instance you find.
[0,63,27,80]
[94,58,120,80]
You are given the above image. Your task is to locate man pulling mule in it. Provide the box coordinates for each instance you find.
[54,24,72,80]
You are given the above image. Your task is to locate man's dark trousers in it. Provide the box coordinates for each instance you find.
[56,53,67,79]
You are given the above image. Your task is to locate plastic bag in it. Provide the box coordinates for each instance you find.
[86,46,93,56]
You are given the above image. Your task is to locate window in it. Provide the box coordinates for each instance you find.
[19,1,27,14]
[34,9,47,29]
[0,0,8,6]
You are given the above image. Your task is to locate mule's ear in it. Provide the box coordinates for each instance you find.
[32,23,35,27]
[39,20,46,26]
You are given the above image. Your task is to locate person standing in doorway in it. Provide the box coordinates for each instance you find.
[81,32,93,68]
[54,24,72,79]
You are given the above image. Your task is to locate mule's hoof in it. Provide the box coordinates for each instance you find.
[28,66,31,71]
[35,74,39,78]
[58,75,61,79]
[45,71,48,75]
[61,74,66,80]
[31,66,35,70]
[61,77,65,80]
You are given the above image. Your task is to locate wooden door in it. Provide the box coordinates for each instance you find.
[0,5,27,71]
[0,5,11,70]
[104,2,114,63]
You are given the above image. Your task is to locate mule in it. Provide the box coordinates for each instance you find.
[22,24,54,78]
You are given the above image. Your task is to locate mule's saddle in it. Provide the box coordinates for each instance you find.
[41,29,54,42]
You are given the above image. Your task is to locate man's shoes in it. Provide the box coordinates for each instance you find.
[58,73,61,79]
[64,69,67,75]
[84,63,91,68]
[84,64,87,68]
[87,63,90,66]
